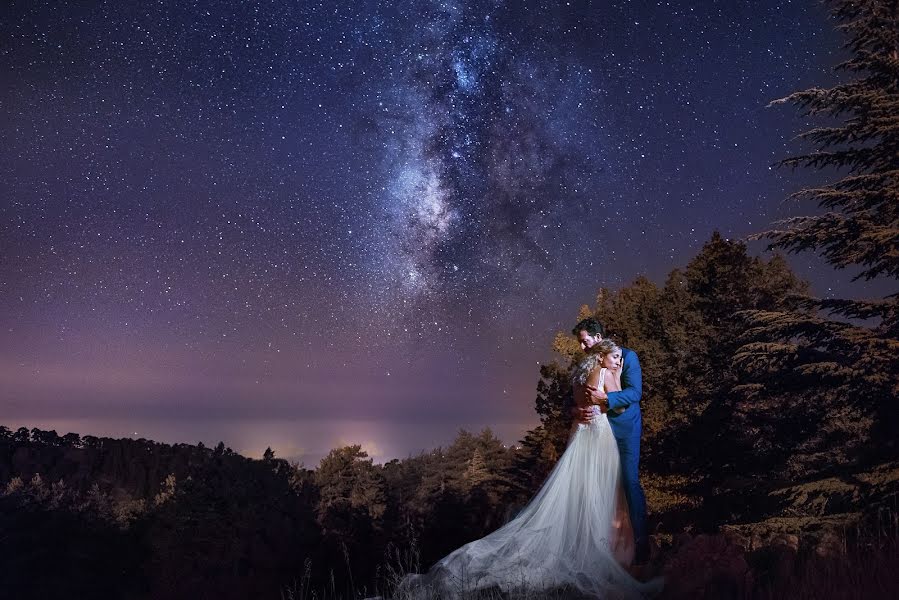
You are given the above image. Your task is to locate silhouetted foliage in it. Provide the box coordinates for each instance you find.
[540,233,809,478]
[0,424,523,599]
[734,0,899,476]
[0,430,320,599]
[758,0,899,281]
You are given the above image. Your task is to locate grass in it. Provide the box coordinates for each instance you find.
[281,540,640,600]
[280,510,899,600]
[751,509,899,600]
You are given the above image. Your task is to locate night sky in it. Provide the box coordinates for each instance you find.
[0,1,881,464]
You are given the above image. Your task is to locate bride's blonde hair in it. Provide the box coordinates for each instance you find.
[571,339,621,385]
[594,339,620,358]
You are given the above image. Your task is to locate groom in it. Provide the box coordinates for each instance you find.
[570,317,650,565]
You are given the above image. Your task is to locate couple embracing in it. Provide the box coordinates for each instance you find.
[397,317,661,599]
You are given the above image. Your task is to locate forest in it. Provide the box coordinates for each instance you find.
[2,0,897,598]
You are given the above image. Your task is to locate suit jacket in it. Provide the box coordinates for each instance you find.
[606,347,643,430]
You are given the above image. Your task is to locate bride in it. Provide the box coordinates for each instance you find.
[395,340,661,599]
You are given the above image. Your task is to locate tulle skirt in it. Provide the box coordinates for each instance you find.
[397,411,661,599]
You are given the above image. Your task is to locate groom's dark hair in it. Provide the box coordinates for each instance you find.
[572,317,605,337]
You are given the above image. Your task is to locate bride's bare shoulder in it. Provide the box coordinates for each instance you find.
[604,367,621,392]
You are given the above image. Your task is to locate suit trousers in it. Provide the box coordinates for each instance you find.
[608,408,648,548]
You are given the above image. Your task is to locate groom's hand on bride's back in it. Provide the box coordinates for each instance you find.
[570,404,593,423]
[585,385,609,413]
[578,407,594,423]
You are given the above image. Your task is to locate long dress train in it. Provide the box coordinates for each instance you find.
[396,368,662,599]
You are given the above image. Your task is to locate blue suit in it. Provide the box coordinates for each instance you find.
[606,347,648,551]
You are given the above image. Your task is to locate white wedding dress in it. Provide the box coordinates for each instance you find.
[395,368,661,599]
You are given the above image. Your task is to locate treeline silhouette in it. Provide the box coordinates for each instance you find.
[0,424,527,599]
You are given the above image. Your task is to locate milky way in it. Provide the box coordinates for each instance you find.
[363,1,607,319]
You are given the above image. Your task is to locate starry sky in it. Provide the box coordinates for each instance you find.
[0,0,884,464]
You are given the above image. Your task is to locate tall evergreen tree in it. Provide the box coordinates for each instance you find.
[524,234,807,477]
[760,0,899,281]
[736,0,899,474]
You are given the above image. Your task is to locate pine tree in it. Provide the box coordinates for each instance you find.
[13,427,30,444]
[508,426,560,498]
[759,0,899,281]
[732,303,898,473]
[152,474,177,506]
[464,448,489,488]
[314,445,387,529]
[564,235,806,446]
[532,361,579,457]
[735,0,899,474]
